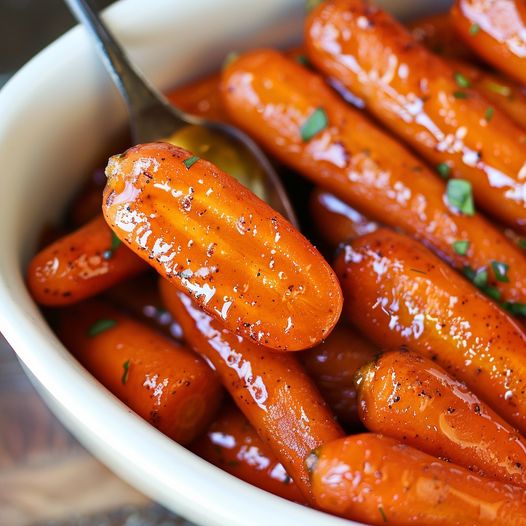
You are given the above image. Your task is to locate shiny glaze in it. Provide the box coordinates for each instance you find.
[310,434,526,525]
[27,215,147,306]
[306,0,526,232]
[452,0,526,85]
[334,228,526,436]
[447,57,526,131]
[105,274,183,340]
[102,142,342,351]
[166,72,227,121]
[222,49,526,303]
[191,404,306,503]
[301,323,377,428]
[408,12,477,60]
[159,280,344,502]
[57,300,222,445]
[309,188,378,250]
[356,350,526,487]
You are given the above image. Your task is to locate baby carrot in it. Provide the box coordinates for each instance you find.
[451,0,526,86]
[221,49,526,305]
[159,279,344,502]
[56,300,222,445]
[334,228,526,436]
[301,323,377,428]
[306,0,526,233]
[355,349,526,488]
[103,142,342,351]
[309,433,526,525]
[27,215,147,306]
[191,404,306,503]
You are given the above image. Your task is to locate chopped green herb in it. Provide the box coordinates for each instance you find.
[378,506,388,522]
[88,319,116,337]
[223,51,239,69]
[483,286,502,301]
[183,156,200,169]
[503,302,526,316]
[410,268,427,275]
[518,239,526,249]
[295,54,310,67]
[454,72,471,88]
[103,231,122,260]
[485,106,494,122]
[463,265,476,282]
[436,162,451,179]
[487,81,512,98]
[121,359,130,385]
[453,91,468,99]
[306,0,324,12]
[453,240,470,255]
[491,261,510,282]
[469,23,480,36]
[473,268,488,288]
[300,107,328,141]
[446,179,475,215]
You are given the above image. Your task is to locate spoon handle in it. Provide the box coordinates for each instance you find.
[64,0,185,141]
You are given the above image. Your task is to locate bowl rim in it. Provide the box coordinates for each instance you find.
[0,1,352,524]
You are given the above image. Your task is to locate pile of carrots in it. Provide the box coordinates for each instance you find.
[27,1,526,524]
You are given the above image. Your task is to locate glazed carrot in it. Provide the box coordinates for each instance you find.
[27,215,147,306]
[105,274,183,340]
[306,0,526,233]
[222,49,526,304]
[408,12,476,60]
[159,280,344,501]
[56,300,222,445]
[451,0,526,86]
[191,404,306,503]
[308,434,526,525]
[301,323,377,428]
[166,73,227,121]
[355,350,526,488]
[334,228,526,436]
[103,142,342,351]
[309,188,378,250]
[446,58,526,131]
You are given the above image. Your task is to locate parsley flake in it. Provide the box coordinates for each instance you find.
[103,231,122,260]
[491,261,510,282]
[295,54,310,67]
[436,162,451,179]
[487,81,511,98]
[469,23,480,35]
[446,179,475,215]
[306,0,324,12]
[183,156,200,170]
[88,319,116,337]
[503,302,526,316]
[378,506,388,522]
[300,107,328,141]
[453,240,470,255]
[121,359,130,385]
[223,51,239,69]
[485,107,494,122]
[453,91,468,99]
[454,72,471,88]
[518,239,526,250]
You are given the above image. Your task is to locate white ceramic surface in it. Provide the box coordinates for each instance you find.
[0,0,450,524]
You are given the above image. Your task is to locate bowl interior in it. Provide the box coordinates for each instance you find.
[0,0,451,525]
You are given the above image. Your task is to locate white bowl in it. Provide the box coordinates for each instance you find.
[0,0,450,524]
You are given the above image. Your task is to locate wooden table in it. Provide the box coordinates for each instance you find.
[0,334,195,526]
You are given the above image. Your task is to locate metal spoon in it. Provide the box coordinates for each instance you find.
[64,0,298,227]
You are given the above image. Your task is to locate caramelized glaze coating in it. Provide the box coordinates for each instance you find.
[191,404,306,503]
[356,350,526,487]
[57,301,222,445]
[309,433,526,525]
[408,12,476,60]
[452,0,526,85]
[27,215,147,306]
[301,323,377,427]
[222,49,526,303]
[309,188,378,250]
[334,228,526,436]
[159,281,344,502]
[306,0,526,232]
[102,142,342,351]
